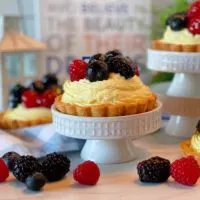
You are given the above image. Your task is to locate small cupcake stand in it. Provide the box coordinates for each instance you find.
[148,50,200,138]
[52,102,162,164]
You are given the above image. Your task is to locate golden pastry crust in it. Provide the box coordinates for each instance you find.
[151,40,200,52]
[0,111,52,129]
[54,94,157,117]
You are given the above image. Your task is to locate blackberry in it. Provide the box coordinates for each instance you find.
[105,49,122,62]
[196,120,200,132]
[41,152,70,182]
[86,60,109,82]
[2,152,20,172]
[10,84,26,98]
[29,80,45,93]
[107,56,135,79]
[137,156,170,183]
[166,12,187,31]
[25,173,46,191]
[89,53,105,64]
[12,155,42,182]
[42,73,58,88]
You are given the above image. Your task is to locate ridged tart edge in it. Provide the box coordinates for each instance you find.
[54,94,157,117]
[151,40,200,52]
[0,111,52,130]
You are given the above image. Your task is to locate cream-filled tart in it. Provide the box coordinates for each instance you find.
[151,2,200,52]
[0,74,62,129]
[55,50,157,117]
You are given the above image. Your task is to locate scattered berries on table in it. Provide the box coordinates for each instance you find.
[170,156,200,186]
[69,59,88,81]
[73,160,100,185]
[166,12,187,31]
[29,80,45,93]
[86,60,109,82]
[0,159,9,182]
[2,152,21,172]
[105,49,122,62]
[22,90,39,108]
[188,17,200,35]
[42,73,58,88]
[89,53,105,64]
[137,156,170,183]
[12,155,42,182]
[187,1,200,19]
[41,152,70,182]
[25,172,46,191]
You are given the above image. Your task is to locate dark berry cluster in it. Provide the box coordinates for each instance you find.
[69,49,140,83]
[1,151,70,191]
[9,73,62,109]
[166,1,200,35]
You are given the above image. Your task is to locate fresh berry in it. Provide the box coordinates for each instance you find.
[0,159,9,182]
[137,156,170,183]
[188,17,200,35]
[89,53,105,64]
[8,95,21,108]
[29,80,45,93]
[69,59,88,81]
[2,152,20,172]
[73,160,100,185]
[25,173,46,191]
[42,74,58,88]
[125,57,140,76]
[107,56,135,79]
[41,152,70,182]
[37,89,56,108]
[187,1,200,19]
[86,60,109,82]
[105,49,122,62]
[170,156,200,186]
[10,84,26,98]
[166,12,187,31]
[22,90,38,108]
[12,155,42,182]
[196,120,200,132]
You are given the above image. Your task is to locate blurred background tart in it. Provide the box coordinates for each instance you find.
[0,74,62,129]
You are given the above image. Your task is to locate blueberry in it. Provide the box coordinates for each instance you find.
[25,173,46,191]
[42,74,58,88]
[8,94,21,108]
[29,80,45,93]
[88,53,105,64]
[86,61,109,82]
[105,49,122,62]
[10,84,26,98]
[107,56,135,79]
[166,12,187,31]
[2,152,20,172]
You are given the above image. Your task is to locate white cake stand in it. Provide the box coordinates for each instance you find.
[52,102,162,164]
[148,49,200,138]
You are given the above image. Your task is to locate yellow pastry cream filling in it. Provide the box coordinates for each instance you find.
[161,26,200,45]
[61,73,154,106]
[191,131,200,153]
[3,104,52,121]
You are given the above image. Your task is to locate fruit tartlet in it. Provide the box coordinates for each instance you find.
[0,74,62,129]
[55,50,157,117]
[151,1,200,52]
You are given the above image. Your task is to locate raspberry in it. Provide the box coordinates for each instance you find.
[37,89,56,108]
[170,156,200,186]
[22,90,38,108]
[187,1,200,19]
[188,17,200,35]
[0,159,9,182]
[73,161,100,185]
[69,60,88,81]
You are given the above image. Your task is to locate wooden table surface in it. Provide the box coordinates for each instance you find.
[0,126,197,200]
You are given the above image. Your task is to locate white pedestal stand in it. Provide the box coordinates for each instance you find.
[52,102,162,164]
[148,50,200,138]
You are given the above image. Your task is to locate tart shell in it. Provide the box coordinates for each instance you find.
[0,111,52,130]
[151,40,200,52]
[54,94,157,117]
